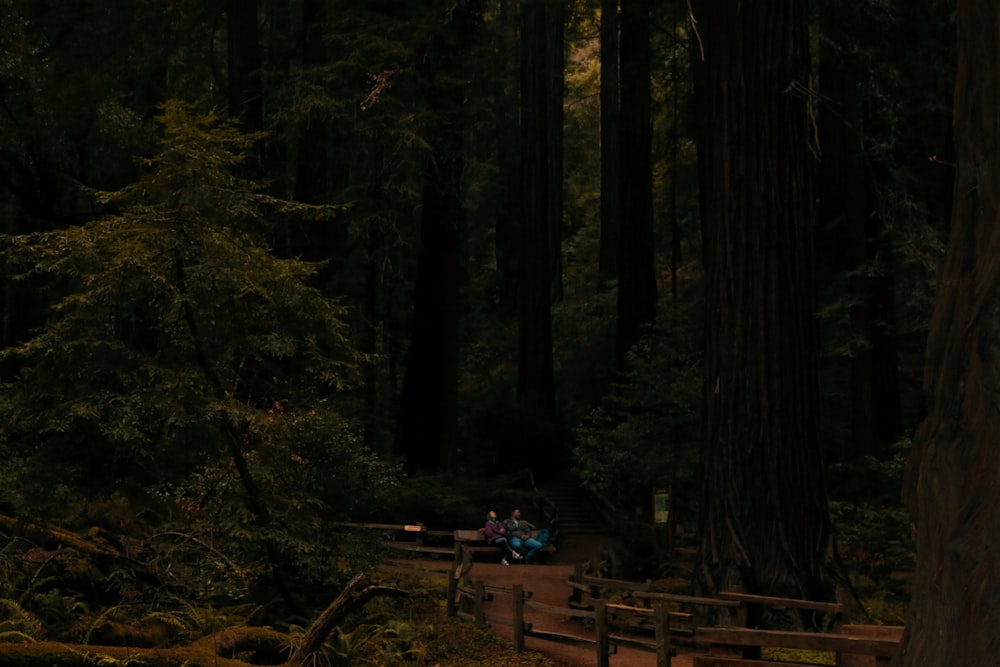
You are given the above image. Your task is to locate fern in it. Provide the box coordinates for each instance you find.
[0,598,44,642]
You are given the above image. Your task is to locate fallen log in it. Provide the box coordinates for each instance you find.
[1,576,408,667]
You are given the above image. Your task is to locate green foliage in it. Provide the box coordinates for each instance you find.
[0,100,401,607]
[830,438,914,621]
[139,598,261,642]
[379,469,538,530]
[573,294,702,516]
[0,598,44,643]
[763,648,835,665]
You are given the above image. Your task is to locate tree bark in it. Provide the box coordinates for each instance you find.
[546,2,565,304]
[616,0,656,365]
[227,0,262,133]
[494,0,522,319]
[289,573,407,665]
[816,9,902,459]
[393,4,474,473]
[599,0,620,280]
[899,3,1000,664]
[517,0,556,416]
[692,0,833,619]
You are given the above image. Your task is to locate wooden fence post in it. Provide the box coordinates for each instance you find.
[655,603,672,667]
[513,583,525,651]
[569,563,583,606]
[447,574,458,617]
[594,599,610,667]
[473,581,487,628]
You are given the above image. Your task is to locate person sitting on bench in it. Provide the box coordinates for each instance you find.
[505,508,544,563]
[484,510,521,565]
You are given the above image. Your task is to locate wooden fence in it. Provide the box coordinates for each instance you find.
[351,522,902,667]
[448,547,901,667]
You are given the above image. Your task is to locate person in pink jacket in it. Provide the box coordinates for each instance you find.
[484,510,522,565]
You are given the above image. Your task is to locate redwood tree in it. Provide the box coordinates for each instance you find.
[616,0,657,365]
[394,3,479,473]
[599,0,620,280]
[899,3,1000,663]
[692,0,834,614]
[516,0,556,415]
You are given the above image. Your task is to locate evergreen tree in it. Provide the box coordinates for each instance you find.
[692,0,834,617]
[517,0,557,418]
[616,0,656,364]
[900,2,1000,662]
[0,102,398,610]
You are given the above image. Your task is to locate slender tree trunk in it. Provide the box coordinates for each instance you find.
[616,0,656,364]
[899,3,1000,664]
[599,0,620,280]
[693,0,833,619]
[227,0,262,133]
[495,0,521,319]
[517,0,556,415]
[546,2,565,304]
[816,22,901,458]
[393,4,475,473]
[293,0,329,205]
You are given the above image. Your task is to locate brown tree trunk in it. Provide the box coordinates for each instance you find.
[494,0,521,320]
[546,2,565,304]
[227,0,262,133]
[517,0,556,415]
[692,0,833,619]
[816,14,902,459]
[616,0,656,365]
[899,3,1000,664]
[393,4,474,473]
[599,0,620,280]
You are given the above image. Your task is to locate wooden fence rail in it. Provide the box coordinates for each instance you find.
[447,557,900,667]
[368,523,900,667]
[454,579,675,667]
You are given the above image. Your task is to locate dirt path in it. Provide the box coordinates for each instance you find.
[383,534,697,666]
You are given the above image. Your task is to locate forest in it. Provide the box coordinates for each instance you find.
[0,0,996,665]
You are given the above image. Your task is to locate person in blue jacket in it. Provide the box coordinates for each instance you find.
[484,510,521,565]
[504,508,543,562]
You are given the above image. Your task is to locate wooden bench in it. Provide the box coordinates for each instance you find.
[453,528,557,562]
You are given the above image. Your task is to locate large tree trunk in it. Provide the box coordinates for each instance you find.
[494,0,521,320]
[692,0,834,621]
[616,0,656,365]
[546,2,565,304]
[517,0,556,416]
[393,4,474,473]
[899,3,1000,664]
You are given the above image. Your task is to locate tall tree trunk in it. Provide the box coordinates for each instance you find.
[517,0,556,415]
[816,14,901,459]
[899,3,1000,664]
[393,4,475,473]
[494,0,521,319]
[616,0,656,364]
[227,0,262,134]
[546,2,565,304]
[599,0,620,280]
[693,0,833,619]
[293,0,329,205]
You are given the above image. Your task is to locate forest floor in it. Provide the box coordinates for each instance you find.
[382,532,698,667]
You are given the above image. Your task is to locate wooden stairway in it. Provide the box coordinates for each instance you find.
[537,473,604,536]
